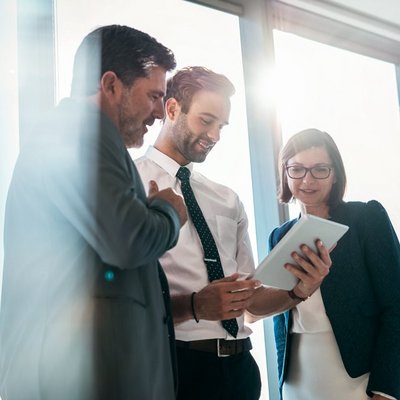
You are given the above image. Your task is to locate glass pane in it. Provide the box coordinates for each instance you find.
[273,29,400,235]
[0,0,19,301]
[55,1,268,398]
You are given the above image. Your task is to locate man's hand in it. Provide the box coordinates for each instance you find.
[147,180,187,227]
[286,239,332,299]
[194,273,261,321]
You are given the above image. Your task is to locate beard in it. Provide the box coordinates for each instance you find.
[118,104,143,148]
[171,114,212,163]
[117,90,154,149]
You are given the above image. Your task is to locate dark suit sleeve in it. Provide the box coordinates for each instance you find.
[42,117,180,270]
[363,201,400,398]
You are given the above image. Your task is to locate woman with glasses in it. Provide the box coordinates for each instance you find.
[271,129,400,400]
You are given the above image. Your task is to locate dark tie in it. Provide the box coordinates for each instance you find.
[176,166,239,338]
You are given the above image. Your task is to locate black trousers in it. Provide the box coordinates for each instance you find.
[176,347,262,400]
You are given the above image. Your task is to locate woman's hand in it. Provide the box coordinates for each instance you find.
[285,239,332,299]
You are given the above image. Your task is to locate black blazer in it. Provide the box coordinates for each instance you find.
[271,201,400,399]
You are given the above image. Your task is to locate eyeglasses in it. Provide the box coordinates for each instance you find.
[286,165,333,179]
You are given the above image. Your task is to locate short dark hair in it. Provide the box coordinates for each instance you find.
[71,24,176,96]
[165,66,235,113]
[278,128,347,208]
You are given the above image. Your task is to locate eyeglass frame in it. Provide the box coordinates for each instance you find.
[285,164,333,180]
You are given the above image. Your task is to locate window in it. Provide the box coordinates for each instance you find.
[4,2,400,399]
[273,29,400,233]
[0,0,19,300]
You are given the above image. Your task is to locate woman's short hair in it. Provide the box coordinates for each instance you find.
[278,128,347,208]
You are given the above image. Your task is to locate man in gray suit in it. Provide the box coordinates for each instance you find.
[0,25,186,400]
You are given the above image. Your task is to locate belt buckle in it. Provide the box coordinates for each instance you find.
[217,339,230,358]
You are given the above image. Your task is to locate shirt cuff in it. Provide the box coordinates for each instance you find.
[371,391,397,400]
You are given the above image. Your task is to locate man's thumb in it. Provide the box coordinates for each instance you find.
[148,180,159,197]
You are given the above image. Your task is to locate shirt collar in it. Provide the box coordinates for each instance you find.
[145,146,194,178]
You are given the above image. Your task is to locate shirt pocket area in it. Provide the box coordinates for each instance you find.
[215,215,238,262]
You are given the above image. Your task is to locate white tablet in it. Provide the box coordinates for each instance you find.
[254,214,349,290]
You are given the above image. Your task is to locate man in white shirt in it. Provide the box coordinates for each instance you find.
[135,66,333,400]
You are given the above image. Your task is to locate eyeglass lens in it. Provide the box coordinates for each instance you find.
[287,166,331,179]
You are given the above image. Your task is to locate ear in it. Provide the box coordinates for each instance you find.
[100,71,123,102]
[165,97,181,121]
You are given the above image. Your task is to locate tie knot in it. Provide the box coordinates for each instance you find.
[176,167,191,181]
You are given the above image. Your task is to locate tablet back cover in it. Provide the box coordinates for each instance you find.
[255,215,349,290]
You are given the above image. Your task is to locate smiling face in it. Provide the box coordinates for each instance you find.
[286,146,336,215]
[117,66,166,148]
[165,89,231,164]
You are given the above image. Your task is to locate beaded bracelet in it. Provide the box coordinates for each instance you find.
[191,292,199,323]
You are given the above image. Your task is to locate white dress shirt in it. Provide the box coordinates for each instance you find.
[285,289,396,400]
[135,146,255,341]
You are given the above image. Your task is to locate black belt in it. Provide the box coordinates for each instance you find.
[176,338,252,357]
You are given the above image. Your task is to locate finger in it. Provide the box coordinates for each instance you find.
[290,251,317,275]
[315,240,332,265]
[231,288,257,308]
[212,273,240,284]
[229,280,262,294]
[296,244,331,273]
[291,256,329,280]
[284,256,307,274]
[304,247,331,276]
[285,262,309,280]
[286,254,330,287]
[148,180,159,197]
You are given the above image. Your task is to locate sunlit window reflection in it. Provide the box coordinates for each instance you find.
[273,30,400,234]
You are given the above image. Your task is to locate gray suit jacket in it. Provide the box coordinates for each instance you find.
[0,98,180,400]
[271,201,400,399]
